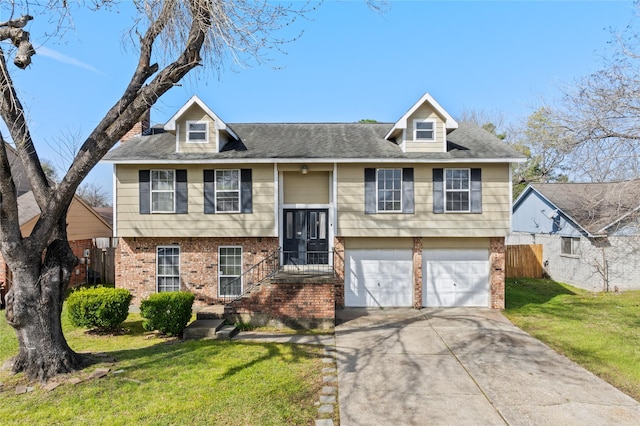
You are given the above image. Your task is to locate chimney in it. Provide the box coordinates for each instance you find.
[120,110,151,143]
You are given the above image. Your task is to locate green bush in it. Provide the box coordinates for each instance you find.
[140,292,195,337]
[66,287,132,330]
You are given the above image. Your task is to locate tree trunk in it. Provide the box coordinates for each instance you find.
[5,237,86,382]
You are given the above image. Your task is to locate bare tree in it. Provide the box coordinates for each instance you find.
[0,0,315,382]
[552,4,640,182]
[77,181,110,207]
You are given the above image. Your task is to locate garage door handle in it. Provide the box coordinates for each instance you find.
[453,282,456,286]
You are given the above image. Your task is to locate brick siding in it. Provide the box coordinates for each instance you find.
[231,280,335,329]
[489,237,506,309]
[333,237,345,308]
[116,237,279,306]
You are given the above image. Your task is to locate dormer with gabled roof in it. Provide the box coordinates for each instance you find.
[385,92,458,153]
[164,95,239,153]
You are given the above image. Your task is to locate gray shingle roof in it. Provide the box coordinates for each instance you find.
[531,181,640,234]
[103,122,524,162]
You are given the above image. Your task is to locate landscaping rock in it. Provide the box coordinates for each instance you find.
[88,368,110,379]
[43,382,61,392]
[68,377,83,385]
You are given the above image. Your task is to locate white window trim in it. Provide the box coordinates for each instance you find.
[186,120,209,143]
[560,236,580,257]
[376,168,403,213]
[444,168,471,213]
[156,245,180,293]
[215,169,241,213]
[218,246,243,297]
[413,118,437,142]
[151,169,176,213]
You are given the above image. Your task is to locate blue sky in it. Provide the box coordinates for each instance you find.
[5,0,636,201]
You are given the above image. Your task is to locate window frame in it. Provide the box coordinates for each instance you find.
[444,168,471,213]
[218,246,243,297]
[413,119,436,141]
[376,168,403,213]
[215,169,241,213]
[186,120,209,143]
[150,169,176,213]
[156,245,180,292]
[560,237,580,257]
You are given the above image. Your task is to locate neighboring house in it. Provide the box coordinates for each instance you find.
[0,144,114,307]
[510,181,640,292]
[102,93,524,326]
[0,191,114,294]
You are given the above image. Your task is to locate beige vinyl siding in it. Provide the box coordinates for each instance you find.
[405,104,446,153]
[115,164,275,238]
[21,198,112,240]
[283,171,330,204]
[422,237,489,249]
[345,237,413,250]
[177,104,218,153]
[336,163,511,238]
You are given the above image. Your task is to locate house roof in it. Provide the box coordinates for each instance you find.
[163,95,238,140]
[17,191,113,231]
[384,92,458,140]
[103,122,525,163]
[524,181,640,235]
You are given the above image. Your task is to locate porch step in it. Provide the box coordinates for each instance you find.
[196,305,226,320]
[183,319,236,340]
[215,325,240,340]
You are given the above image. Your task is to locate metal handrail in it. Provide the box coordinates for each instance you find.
[219,247,281,305]
[219,249,335,305]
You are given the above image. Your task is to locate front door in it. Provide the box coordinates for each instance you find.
[283,209,329,265]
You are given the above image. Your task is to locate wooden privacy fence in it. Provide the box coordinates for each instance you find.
[89,238,116,285]
[506,244,543,278]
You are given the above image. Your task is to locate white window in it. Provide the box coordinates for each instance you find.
[187,121,208,143]
[561,237,580,256]
[219,246,242,297]
[215,169,240,213]
[157,246,180,292]
[377,169,402,212]
[151,170,175,213]
[414,119,436,141]
[445,169,470,212]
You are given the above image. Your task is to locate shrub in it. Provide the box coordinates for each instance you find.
[66,287,132,330]
[140,292,195,337]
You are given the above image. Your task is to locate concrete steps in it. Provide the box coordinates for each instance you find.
[182,304,245,340]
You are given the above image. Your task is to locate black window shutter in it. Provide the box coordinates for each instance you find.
[470,168,482,213]
[241,169,253,213]
[433,168,444,214]
[402,168,414,214]
[175,169,188,214]
[203,170,215,214]
[364,168,376,214]
[139,170,150,214]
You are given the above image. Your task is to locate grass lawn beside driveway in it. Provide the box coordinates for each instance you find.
[0,308,329,425]
[504,278,640,402]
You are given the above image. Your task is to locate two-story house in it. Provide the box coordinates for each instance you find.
[103,93,524,327]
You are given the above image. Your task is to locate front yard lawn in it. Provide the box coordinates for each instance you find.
[0,309,327,425]
[504,278,640,402]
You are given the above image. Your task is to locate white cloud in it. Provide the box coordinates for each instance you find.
[36,46,103,75]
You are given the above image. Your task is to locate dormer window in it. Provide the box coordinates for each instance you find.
[187,121,208,143]
[414,119,436,141]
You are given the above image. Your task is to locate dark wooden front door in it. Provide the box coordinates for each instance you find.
[283,209,329,265]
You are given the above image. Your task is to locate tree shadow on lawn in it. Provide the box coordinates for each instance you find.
[505,278,576,310]
[89,337,321,382]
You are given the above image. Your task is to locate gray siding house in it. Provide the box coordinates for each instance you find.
[510,181,640,292]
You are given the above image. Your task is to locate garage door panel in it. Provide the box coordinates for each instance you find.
[345,249,413,307]
[423,249,489,307]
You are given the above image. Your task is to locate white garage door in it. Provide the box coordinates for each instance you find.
[345,249,413,307]
[423,249,489,307]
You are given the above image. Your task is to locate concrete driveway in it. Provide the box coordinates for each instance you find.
[335,308,640,426]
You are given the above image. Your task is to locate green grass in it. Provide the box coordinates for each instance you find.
[0,308,328,425]
[504,278,640,401]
